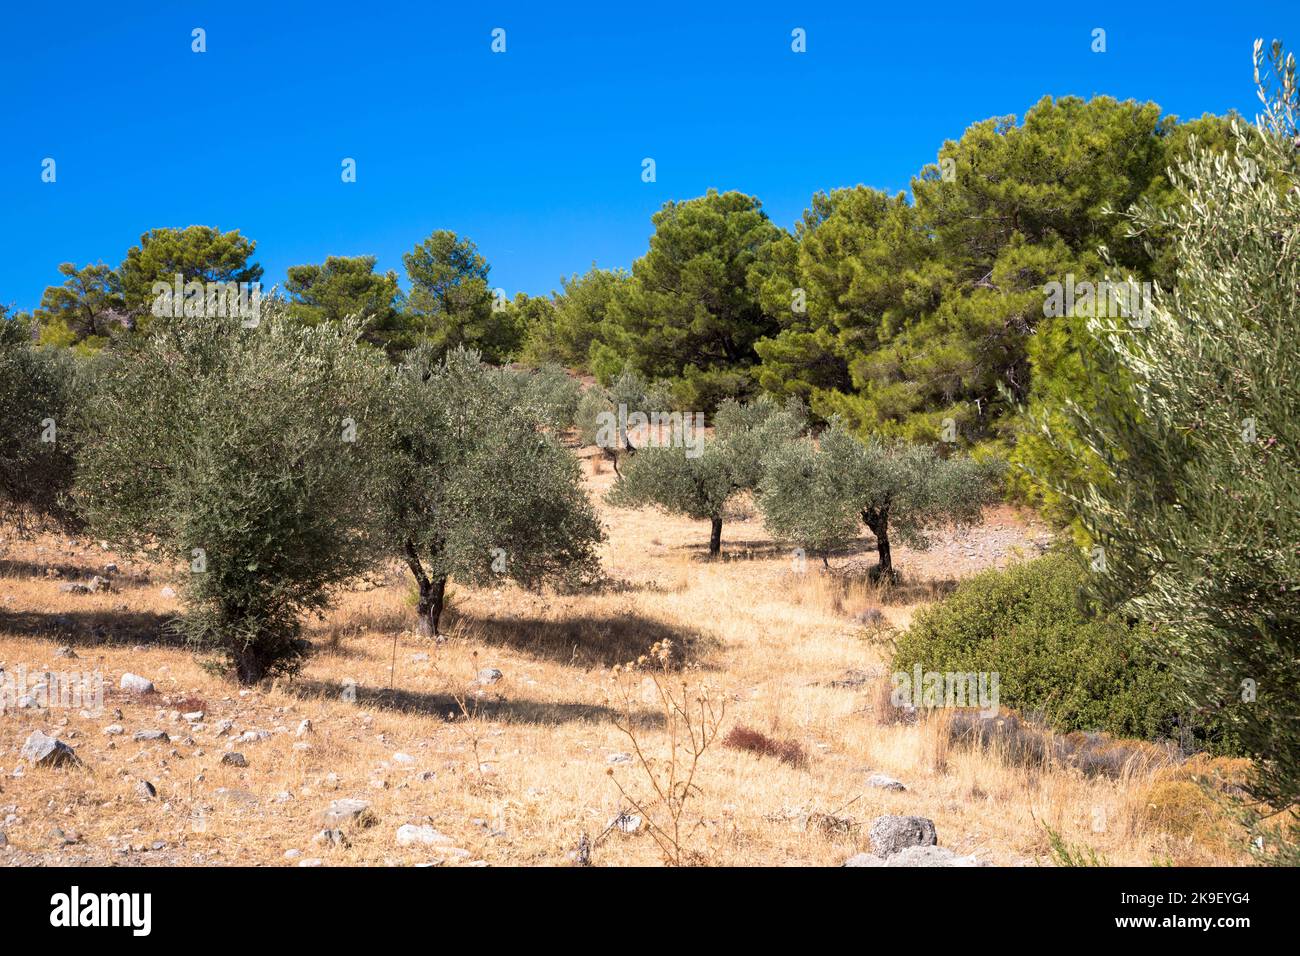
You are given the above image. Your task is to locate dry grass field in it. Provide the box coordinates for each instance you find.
[0,457,1253,867]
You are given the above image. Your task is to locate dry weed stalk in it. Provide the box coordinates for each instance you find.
[431,649,491,789]
[606,639,725,865]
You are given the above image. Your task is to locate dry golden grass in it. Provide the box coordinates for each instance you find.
[0,470,1255,867]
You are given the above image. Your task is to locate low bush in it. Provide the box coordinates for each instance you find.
[892,554,1238,747]
[722,725,807,768]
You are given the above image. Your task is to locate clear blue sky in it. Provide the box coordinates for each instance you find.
[2,1,1295,312]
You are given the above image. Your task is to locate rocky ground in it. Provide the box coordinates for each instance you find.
[0,486,1250,867]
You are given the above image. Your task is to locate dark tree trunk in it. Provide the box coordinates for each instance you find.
[709,516,723,556]
[234,645,268,685]
[416,576,447,637]
[403,538,448,637]
[862,508,894,582]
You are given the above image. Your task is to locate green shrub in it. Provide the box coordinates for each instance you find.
[892,554,1232,744]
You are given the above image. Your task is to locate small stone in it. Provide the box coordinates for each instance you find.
[607,752,633,765]
[477,667,503,685]
[284,848,302,859]
[0,831,7,848]
[295,719,312,737]
[313,828,349,848]
[843,852,886,867]
[214,719,234,736]
[884,845,984,867]
[54,646,78,659]
[866,773,907,792]
[868,815,938,857]
[392,752,415,766]
[21,731,81,768]
[159,586,177,599]
[322,798,375,828]
[220,752,247,768]
[133,730,169,742]
[102,724,124,736]
[298,858,323,867]
[183,712,204,722]
[134,780,158,801]
[120,673,154,694]
[396,824,452,847]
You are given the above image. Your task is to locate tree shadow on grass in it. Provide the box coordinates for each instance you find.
[449,608,719,670]
[681,539,795,561]
[303,605,414,660]
[290,677,659,728]
[0,607,182,648]
[0,557,102,581]
[819,563,963,606]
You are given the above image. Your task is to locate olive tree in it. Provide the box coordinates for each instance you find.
[75,306,391,682]
[574,365,675,469]
[377,346,604,636]
[493,362,582,433]
[1042,41,1300,850]
[607,395,806,555]
[760,420,1000,578]
[0,314,84,532]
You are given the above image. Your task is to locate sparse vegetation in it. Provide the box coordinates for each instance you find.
[0,29,1289,876]
[606,640,726,866]
[607,394,805,555]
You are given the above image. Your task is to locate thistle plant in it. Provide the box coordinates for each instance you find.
[606,640,726,865]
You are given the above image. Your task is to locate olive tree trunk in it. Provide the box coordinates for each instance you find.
[862,507,894,582]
